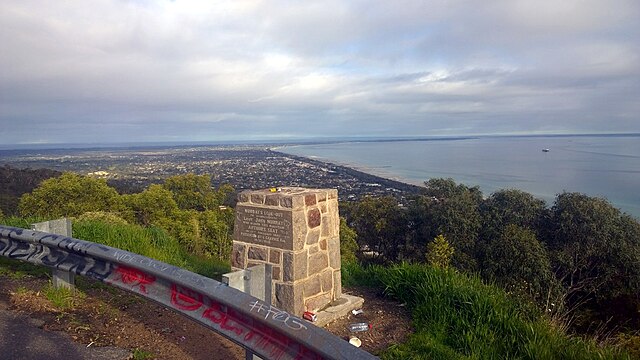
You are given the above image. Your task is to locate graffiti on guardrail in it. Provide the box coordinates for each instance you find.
[0,231,113,281]
[167,284,319,359]
[113,266,156,294]
[113,250,207,288]
[249,300,307,331]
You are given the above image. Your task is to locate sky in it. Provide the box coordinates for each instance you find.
[0,0,639,145]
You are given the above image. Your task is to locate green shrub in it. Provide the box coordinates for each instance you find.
[339,217,359,264]
[425,234,454,269]
[18,173,122,218]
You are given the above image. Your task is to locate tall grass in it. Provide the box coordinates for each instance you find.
[44,282,82,310]
[1,216,48,229]
[73,220,230,278]
[73,221,187,268]
[344,262,629,359]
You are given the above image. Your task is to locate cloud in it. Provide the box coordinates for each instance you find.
[0,0,638,144]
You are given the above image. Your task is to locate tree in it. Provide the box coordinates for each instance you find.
[346,196,408,263]
[412,178,483,271]
[482,224,557,304]
[198,209,234,260]
[426,234,454,269]
[0,165,61,215]
[163,174,218,211]
[123,184,179,226]
[339,217,359,264]
[547,192,640,301]
[423,178,483,203]
[162,174,234,211]
[19,173,122,218]
[480,189,546,241]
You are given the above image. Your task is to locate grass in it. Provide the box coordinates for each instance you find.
[0,257,51,278]
[14,286,30,296]
[343,262,630,360]
[132,348,155,360]
[72,220,230,278]
[1,216,48,229]
[72,221,188,267]
[44,282,83,310]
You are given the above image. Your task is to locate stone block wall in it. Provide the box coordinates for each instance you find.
[231,187,342,316]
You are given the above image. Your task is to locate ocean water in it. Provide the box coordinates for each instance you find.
[280,135,640,218]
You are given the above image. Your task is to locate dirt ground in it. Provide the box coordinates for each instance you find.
[0,274,413,359]
[322,287,413,354]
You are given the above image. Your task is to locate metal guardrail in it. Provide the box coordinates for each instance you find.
[0,225,378,360]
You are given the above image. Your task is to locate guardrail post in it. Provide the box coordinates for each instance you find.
[224,264,273,360]
[31,218,75,290]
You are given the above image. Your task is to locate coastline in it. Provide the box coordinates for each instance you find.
[285,152,425,187]
[270,149,424,196]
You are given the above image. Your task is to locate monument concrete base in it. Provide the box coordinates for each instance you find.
[314,294,365,327]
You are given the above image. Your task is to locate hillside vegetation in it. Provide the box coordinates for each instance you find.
[15,172,235,263]
[344,262,630,359]
[342,179,640,341]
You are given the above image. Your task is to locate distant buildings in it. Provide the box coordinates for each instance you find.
[0,146,423,202]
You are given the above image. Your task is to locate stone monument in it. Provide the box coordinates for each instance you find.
[231,187,342,316]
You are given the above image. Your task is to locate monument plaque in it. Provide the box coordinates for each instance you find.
[234,206,293,250]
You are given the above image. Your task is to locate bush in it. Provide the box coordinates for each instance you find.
[339,217,358,264]
[19,173,122,218]
[425,234,454,269]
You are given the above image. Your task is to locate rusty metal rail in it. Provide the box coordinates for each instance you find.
[0,225,378,360]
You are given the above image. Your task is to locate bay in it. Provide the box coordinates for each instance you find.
[280,135,640,218]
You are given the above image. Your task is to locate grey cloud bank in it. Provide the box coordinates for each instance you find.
[0,0,638,145]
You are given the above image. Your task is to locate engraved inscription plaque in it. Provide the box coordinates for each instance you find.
[234,206,294,250]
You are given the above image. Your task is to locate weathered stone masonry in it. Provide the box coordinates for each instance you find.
[231,187,342,316]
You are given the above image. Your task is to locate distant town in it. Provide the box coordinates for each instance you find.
[0,145,423,204]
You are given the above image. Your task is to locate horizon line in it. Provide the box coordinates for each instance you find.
[1,131,639,151]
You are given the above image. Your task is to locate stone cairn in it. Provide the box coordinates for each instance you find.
[231,187,341,316]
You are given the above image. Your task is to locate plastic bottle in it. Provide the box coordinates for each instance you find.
[348,322,371,332]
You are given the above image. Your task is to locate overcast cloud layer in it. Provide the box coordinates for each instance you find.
[1,0,639,144]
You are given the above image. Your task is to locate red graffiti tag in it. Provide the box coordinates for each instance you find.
[167,283,323,360]
[170,284,204,311]
[243,323,290,360]
[243,322,322,360]
[202,303,245,336]
[115,266,156,294]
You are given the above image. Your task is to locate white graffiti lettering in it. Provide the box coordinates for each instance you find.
[248,300,307,331]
